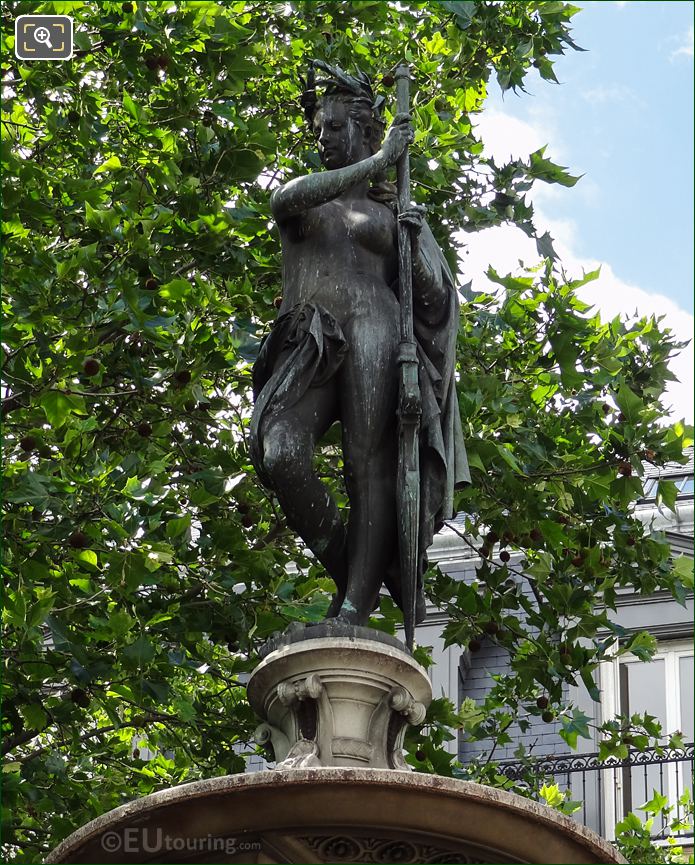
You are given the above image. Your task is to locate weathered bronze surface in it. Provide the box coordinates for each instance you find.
[250,61,469,631]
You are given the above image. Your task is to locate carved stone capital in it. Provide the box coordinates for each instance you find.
[389,686,427,725]
[277,672,324,707]
[254,722,291,763]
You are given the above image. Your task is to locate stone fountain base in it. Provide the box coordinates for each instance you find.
[46,768,626,864]
[45,630,625,864]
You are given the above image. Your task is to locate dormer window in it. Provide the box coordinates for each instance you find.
[641,474,694,501]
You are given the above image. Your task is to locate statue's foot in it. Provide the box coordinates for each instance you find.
[333,601,366,627]
[325,593,344,618]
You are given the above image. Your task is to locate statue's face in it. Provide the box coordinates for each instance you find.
[313,100,368,169]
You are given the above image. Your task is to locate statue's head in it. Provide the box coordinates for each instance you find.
[301,61,386,169]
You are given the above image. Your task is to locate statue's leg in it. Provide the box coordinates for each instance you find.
[255,380,348,601]
[337,309,400,625]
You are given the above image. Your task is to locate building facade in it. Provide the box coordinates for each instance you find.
[423,450,694,842]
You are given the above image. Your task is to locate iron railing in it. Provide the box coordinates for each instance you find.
[499,744,694,840]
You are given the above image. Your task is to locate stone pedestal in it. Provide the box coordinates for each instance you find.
[247,630,431,770]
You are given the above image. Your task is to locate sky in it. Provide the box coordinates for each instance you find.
[461,0,694,424]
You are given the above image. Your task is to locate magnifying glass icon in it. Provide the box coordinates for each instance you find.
[34,26,53,49]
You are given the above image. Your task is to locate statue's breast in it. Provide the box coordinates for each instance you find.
[341,202,395,254]
[301,199,396,258]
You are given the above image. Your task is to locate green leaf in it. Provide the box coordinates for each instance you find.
[535,231,557,260]
[581,667,601,702]
[166,515,191,539]
[599,740,629,762]
[614,384,644,424]
[639,790,669,816]
[20,703,48,731]
[52,1,86,11]
[93,156,122,176]
[458,697,486,730]
[673,555,694,589]
[69,577,92,592]
[40,391,82,428]
[656,479,678,512]
[123,634,156,664]
[75,549,99,571]
[122,90,140,121]
[6,472,50,508]
[172,697,197,722]
[26,594,56,628]
[45,753,67,775]
[623,631,657,662]
[84,201,120,232]
[528,147,582,187]
[567,267,601,290]
[108,684,136,702]
[440,0,475,30]
[560,708,592,749]
[143,680,170,703]
[159,279,193,302]
[45,616,72,650]
[142,546,175,572]
[108,610,135,637]
[495,443,522,472]
[540,783,565,808]
[456,583,479,614]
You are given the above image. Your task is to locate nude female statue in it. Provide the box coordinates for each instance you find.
[250,62,469,628]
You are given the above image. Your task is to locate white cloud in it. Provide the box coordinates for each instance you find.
[460,112,694,424]
[474,108,554,164]
[582,83,645,108]
[571,260,693,424]
[671,24,694,61]
[473,108,584,208]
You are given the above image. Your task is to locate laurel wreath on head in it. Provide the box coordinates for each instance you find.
[299,59,386,126]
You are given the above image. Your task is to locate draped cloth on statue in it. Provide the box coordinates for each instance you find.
[249,303,348,490]
[249,226,469,623]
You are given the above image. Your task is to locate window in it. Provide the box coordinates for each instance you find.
[601,641,693,837]
[641,474,694,501]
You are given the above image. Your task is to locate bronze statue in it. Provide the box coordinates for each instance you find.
[250,61,469,639]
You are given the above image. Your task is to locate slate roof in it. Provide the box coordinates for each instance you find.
[643,445,693,479]
[446,448,693,529]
